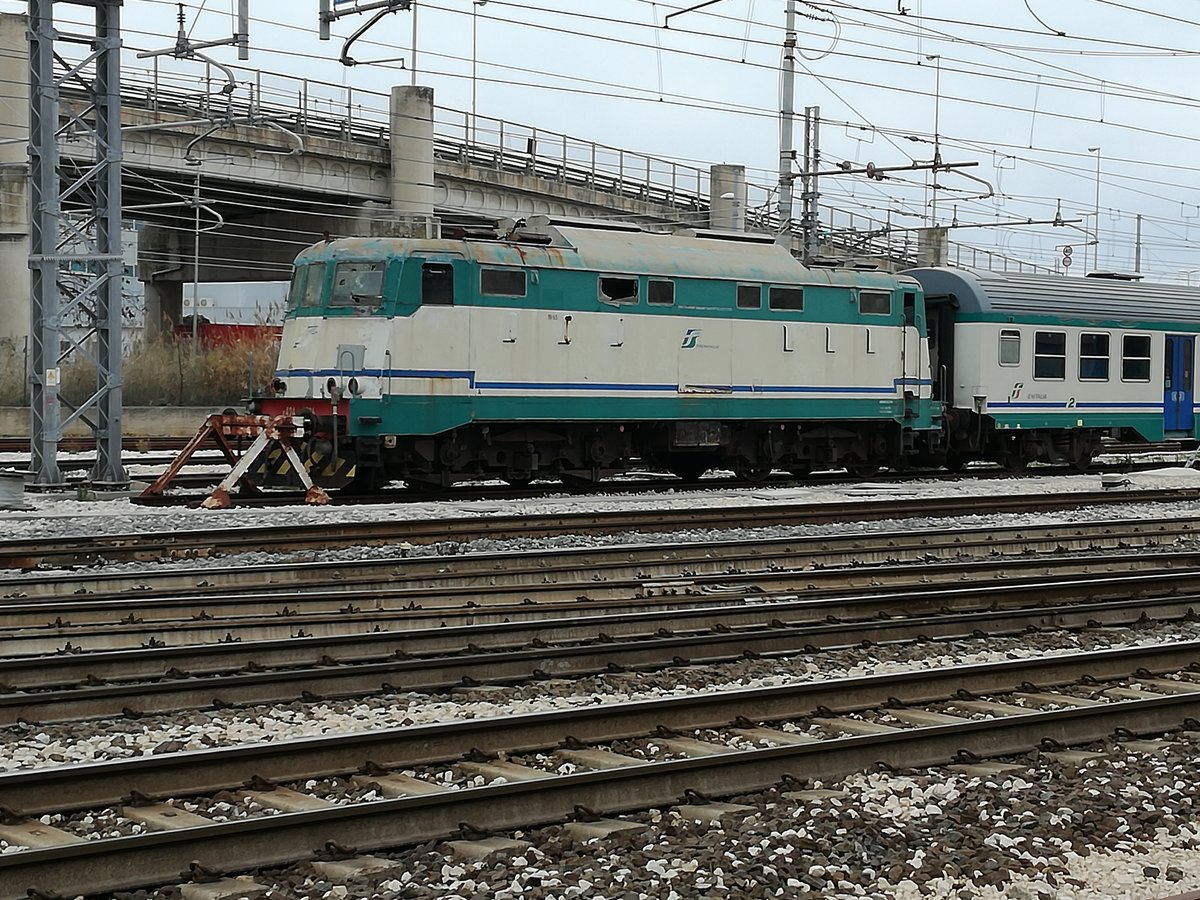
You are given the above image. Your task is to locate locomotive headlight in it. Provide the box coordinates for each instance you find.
[348,376,361,396]
[326,376,337,395]
[271,378,287,396]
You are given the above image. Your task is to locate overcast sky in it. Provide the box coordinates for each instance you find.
[8,0,1200,281]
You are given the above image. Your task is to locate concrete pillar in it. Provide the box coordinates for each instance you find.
[709,164,746,232]
[916,226,949,267]
[0,13,29,352]
[377,85,437,238]
[143,281,182,336]
[137,224,183,337]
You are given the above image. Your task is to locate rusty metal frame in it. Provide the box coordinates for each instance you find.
[137,413,329,507]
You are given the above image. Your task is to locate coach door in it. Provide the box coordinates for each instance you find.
[1164,334,1194,433]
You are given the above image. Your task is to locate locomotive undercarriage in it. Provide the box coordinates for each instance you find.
[331,418,914,490]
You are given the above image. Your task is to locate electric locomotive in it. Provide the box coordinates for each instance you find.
[259,216,944,489]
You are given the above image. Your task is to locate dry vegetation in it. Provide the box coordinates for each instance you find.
[0,332,280,408]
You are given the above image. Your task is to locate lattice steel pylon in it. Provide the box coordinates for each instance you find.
[28,0,126,488]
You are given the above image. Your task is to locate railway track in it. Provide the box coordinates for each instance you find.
[0,641,1197,898]
[4,487,1199,570]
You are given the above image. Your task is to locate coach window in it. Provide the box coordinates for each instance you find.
[860,290,891,315]
[422,263,455,305]
[480,268,526,298]
[330,261,384,307]
[1033,331,1066,379]
[737,284,761,309]
[598,276,638,304]
[768,286,804,311]
[1122,334,1152,381]
[648,279,675,306]
[998,329,1021,366]
[1079,333,1110,381]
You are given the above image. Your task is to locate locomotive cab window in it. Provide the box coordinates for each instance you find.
[998,329,1021,366]
[737,284,761,310]
[648,279,675,306]
[330,261,384,307]
[859,291,890,315]
[1122,334,1152,382]
[1079,332,1110,381]
[422,263,455,306]
[480,268,526,297]
[290,263,325,309]
[1033,331,1066,380]
[768,286,804,311]
[599,276,638,304]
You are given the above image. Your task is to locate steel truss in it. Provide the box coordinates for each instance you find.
[28,0,126,488]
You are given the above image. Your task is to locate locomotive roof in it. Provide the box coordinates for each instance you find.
[540,224,903,290]
[906,266,1200,322]
[299,229,911,291]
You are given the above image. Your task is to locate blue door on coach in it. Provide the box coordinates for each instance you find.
[1164,334,1195,433]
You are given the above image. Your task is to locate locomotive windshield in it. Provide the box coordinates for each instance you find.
[330,261,385,307]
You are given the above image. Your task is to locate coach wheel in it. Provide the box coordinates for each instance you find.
[670,461,710,482]
[1071,448,1094,473]
[788,462,812,479]
[999,453,1028,473]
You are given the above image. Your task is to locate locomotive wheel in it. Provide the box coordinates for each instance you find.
[846,463,880,479]
[503,476,533,488]
[943,450,966,473]
[788,462,812,478]
[670,461,711,482]
[735,461,773,483]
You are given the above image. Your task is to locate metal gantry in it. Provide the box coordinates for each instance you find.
[28,0,127,487]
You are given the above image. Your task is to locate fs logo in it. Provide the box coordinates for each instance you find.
[1009,382,1023,401]
[681,328,702,349]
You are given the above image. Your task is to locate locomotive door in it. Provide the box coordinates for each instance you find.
[1164,334,1194,433]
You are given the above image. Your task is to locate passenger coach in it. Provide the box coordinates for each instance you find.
[907,267,1200,470]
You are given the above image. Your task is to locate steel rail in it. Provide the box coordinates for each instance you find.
[3,570,1200,723]
[0,639,1196,817]
[4,512,1194,604]
[3,489,1198,569]
[1,547,1197,656]
[2,671,1199,897]
[2,583,1197,694]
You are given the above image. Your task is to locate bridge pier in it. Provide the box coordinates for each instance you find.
[371,84,437,238]
[709,164,746,231]
[0,13,29,355]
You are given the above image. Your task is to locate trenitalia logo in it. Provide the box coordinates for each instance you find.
[681,328,702,349]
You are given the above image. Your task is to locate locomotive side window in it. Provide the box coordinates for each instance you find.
[286,267,306,310]
[998,329,1021,366]
[859,291,890,315]
[768,286,804,311]
[330,261,384,307]
[1122,334,1152,381]
[480,268,526,297]
[1033,331,1066,379]
[648,279,675,306]
[599,276,638,304]
[737,284,761,309]
[422,263,455,306]
[1079,333,1110,381]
